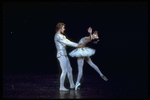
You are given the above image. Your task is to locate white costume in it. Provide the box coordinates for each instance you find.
[54,33,78,91]
[69,37,95,57]
[69,36,108,90]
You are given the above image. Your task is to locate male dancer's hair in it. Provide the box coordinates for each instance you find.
[55,22,66,32]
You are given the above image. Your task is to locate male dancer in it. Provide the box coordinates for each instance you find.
[54,22,83,91]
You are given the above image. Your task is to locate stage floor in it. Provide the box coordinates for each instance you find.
[3,69,148,99]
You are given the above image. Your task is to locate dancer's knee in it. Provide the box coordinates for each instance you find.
[78,66,83,73]
[67,67,72,72]
[61,69,68,73]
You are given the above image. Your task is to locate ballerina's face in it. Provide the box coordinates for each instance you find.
[92,33,99,40]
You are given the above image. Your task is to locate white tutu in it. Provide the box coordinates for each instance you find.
[69,47,95,57]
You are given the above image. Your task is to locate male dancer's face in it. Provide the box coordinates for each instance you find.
[60,25,65,34]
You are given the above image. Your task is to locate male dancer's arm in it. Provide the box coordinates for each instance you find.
[56,35,83,48]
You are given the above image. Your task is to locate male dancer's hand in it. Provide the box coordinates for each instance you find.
[78,43,84,48]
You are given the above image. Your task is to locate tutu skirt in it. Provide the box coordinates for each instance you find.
[69,47,95,57]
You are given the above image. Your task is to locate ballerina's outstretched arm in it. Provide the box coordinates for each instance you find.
[87,27,93,40]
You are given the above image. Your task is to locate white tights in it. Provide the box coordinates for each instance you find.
[76,57,103,84]
[58,56,75,89]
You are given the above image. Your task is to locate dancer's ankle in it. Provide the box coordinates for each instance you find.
[76,82,80,85]
[70,84,75,88]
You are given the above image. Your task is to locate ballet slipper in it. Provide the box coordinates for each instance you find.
[75,82,81,90]
[101,75,108,81]
[59,87,69,91]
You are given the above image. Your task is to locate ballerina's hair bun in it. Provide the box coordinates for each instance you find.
[92,30,99,44]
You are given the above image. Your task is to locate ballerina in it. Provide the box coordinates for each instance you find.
[69,27,108,90]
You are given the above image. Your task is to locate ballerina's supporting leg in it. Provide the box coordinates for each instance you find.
[75,57,84,90]
[85,57,108,81]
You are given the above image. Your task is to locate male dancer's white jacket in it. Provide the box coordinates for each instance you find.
[54,33,78,58]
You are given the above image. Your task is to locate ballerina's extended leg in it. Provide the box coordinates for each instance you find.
[85,57,108,81]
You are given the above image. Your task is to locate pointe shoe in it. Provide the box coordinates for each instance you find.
[75,83,81,90]
[59,87,69,91]
[101,75,108,81]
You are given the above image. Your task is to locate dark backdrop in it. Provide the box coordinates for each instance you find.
[3,2,148,78]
